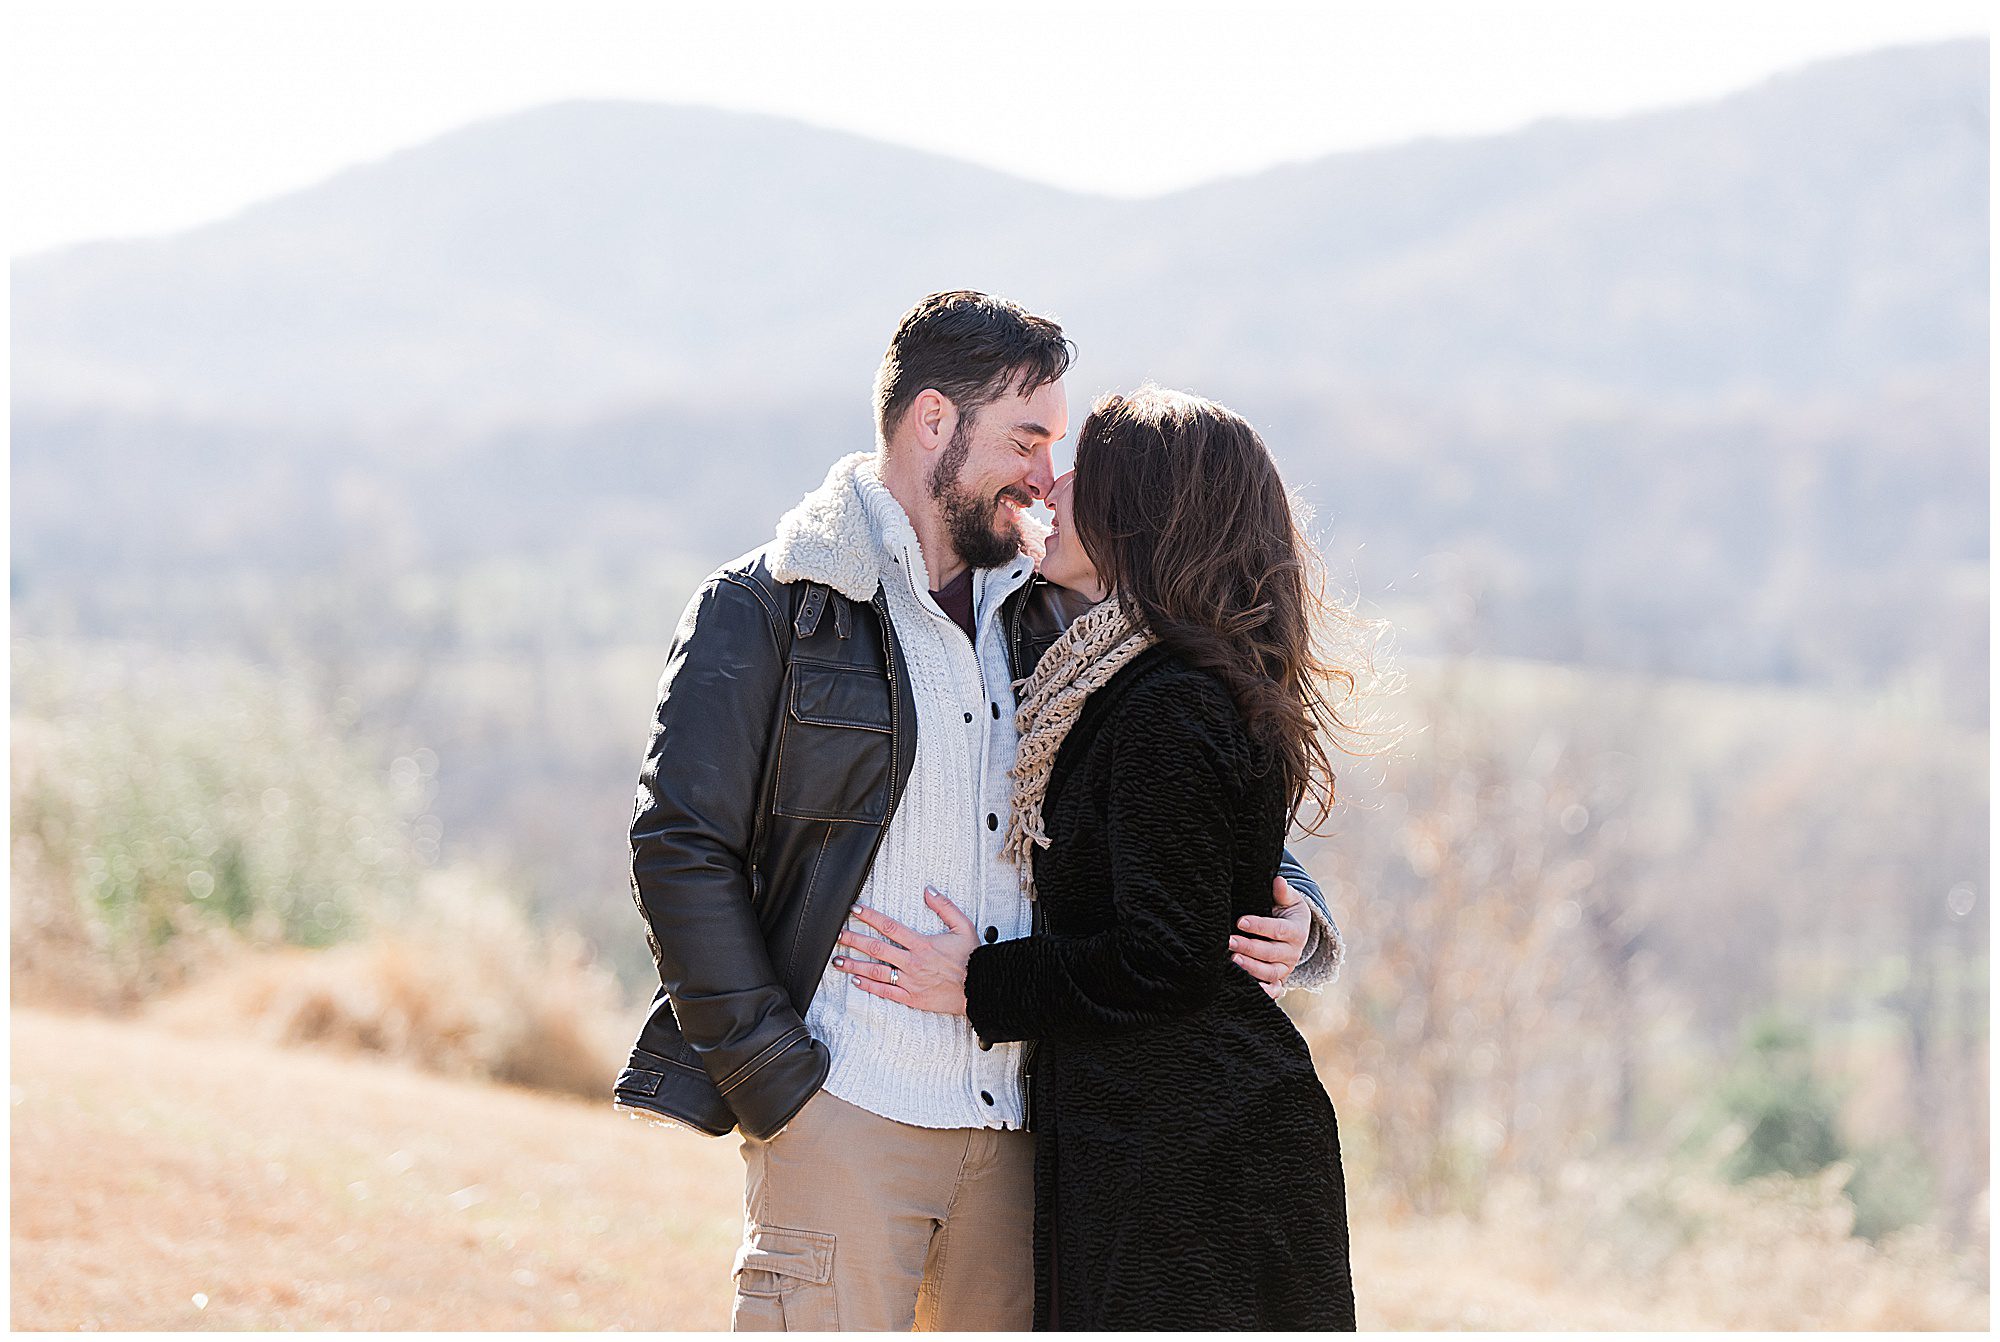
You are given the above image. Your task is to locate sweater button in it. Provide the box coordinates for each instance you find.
[991,702,1000,718]
[984,926,998,943]
[980,1090,994,1105]
[978,1040,992,1052]
[963,711,973,723]
[986,814,998,831]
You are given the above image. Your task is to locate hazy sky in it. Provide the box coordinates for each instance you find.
[10,0,1989,256]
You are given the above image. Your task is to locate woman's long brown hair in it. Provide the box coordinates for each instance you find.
[1071,386,1377,830]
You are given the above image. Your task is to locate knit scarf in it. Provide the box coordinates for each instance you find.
[1002,593,1159,895]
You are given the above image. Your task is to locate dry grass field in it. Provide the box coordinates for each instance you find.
[12,1005,1688,1331]
[13,1005,741,1331]
[12,1005,1986,1331]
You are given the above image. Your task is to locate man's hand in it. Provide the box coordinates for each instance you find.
[831,888,978,1015]
[1232,874,1310,1000]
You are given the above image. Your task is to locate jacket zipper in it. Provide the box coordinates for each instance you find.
[1006,578,1029,682]
[798,590,905,1024]
[872,588,906,823]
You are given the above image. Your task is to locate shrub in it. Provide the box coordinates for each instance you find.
[1478,1159,1987,1329]
[1714,1012,1845,1182]
[1844,1139,1937,1242]
[11,640,425,1004]
[148,866,626,1099]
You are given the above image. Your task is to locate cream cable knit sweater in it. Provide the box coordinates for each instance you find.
[798,455,1037,1130]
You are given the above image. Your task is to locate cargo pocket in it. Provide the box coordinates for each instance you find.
[731,1224,838,1330]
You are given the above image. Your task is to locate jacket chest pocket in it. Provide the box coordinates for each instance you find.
[771,661,893,823]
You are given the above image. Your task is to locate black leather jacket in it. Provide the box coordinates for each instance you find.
[614,553,1327,1140]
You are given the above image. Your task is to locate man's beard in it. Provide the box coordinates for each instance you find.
[929,420,1031,571]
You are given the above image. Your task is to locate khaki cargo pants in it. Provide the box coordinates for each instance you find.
[731,1089,1035,1331]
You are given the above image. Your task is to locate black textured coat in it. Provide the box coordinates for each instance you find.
[964,648,1356,1330]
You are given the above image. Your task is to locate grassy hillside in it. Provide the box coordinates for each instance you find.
[11,1007,1984,1330]
[12,1006,741,1331]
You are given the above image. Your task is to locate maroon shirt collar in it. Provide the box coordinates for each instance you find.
[929,567,976,643]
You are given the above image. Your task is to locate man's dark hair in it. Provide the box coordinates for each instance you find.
[873,290,1074,444]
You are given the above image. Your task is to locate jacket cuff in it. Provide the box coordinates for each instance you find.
[1284,897,1345,995]
[612,1045,740,1136]
[964,940,1042,1045]
[717,1030,832,1141]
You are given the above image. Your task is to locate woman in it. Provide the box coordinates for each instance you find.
[834,387,1359,1330]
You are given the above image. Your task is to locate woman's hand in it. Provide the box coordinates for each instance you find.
[1231,874,1310,999]
[830,887,978,1016]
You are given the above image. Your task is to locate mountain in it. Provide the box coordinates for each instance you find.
[12,40,1987,425]
[10,103,1098,424]
[1084,40,1987,403]
[8,40,1989,726]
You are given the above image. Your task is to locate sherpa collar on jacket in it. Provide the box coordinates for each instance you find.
[770,450,1049,603]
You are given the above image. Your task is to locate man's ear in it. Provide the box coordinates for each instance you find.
[912,389,957,455]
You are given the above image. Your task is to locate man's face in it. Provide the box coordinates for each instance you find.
[927,377,1067,570]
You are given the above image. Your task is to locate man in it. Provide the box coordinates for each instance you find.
[615,291,1343,1330]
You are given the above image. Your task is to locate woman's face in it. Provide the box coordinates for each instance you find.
[1038,469,1107,601]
